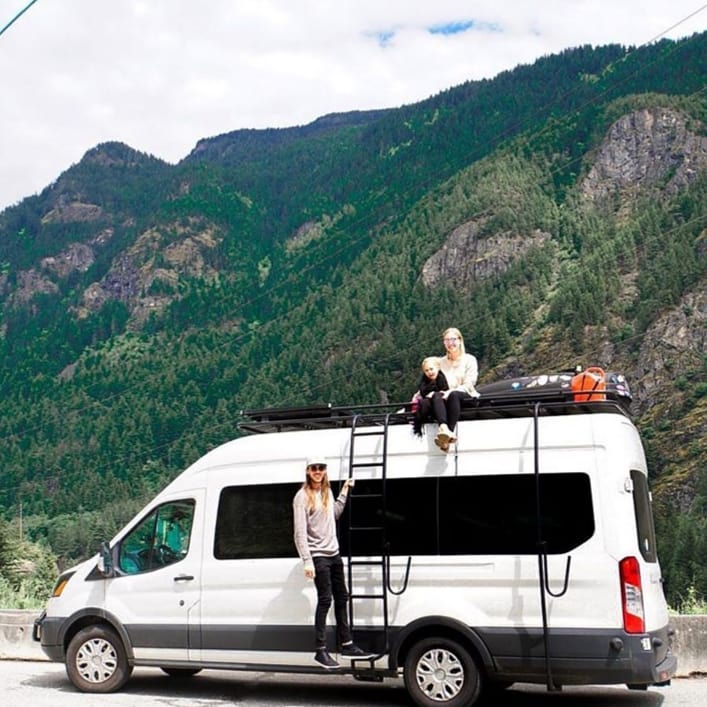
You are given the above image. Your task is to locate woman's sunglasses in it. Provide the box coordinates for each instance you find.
[308,464,327,471]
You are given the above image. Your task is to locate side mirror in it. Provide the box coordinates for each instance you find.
[97,540,114,577]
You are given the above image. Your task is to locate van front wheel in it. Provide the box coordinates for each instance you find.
[66,625,132,693]
[404,637,481,707]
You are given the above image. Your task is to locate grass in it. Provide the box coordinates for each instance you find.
[669,586,707,615]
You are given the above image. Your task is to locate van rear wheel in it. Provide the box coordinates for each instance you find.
[404,637,481,707]
[66,625,132,693]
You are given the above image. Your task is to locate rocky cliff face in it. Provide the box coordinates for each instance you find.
[4,212,221,328]
[581,107,707,204]
[633,287,706,414]
[421,107,705,300]
[75,222,222,327]
[421,224,550,290]
[41,242,96,278]
[579,108,705,423]
[40,200,104,225]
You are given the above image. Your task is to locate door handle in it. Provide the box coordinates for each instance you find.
[174,574,194,582]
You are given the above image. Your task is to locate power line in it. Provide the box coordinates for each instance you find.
[0,0,40,39]
[637,3,707,48]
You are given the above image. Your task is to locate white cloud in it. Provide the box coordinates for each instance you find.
[0,0,704,210]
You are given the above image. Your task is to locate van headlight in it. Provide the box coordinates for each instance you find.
[51,572,75,598]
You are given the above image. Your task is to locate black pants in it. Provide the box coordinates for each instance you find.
[425,390,470,431]
[313,554,352,649]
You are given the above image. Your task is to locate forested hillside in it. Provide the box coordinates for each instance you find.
[0,34,704,609]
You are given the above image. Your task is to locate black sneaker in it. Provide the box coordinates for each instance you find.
[341,643,376,659]
[314,649,340,669]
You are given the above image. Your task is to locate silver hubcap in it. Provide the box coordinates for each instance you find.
[416,647,465,701]
[75,637,118,684]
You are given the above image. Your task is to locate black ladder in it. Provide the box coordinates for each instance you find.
[533,401,572,693]
[345,412,396,662]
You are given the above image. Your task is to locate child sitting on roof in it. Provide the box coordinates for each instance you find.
[412,357,449,437]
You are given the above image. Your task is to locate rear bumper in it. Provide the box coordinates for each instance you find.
[475,623,677,686]
[653,648,677,685]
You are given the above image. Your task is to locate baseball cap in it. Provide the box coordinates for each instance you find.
[306,456,328,468]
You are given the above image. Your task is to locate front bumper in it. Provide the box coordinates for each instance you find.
[32,610,65,662]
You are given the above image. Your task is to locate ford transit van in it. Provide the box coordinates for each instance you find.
[34,376,676,706]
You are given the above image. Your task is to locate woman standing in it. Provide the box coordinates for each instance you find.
[434,327,479,452]
[293,457,373,668]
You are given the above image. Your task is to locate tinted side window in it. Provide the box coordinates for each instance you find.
[339,477,438,556]
[118,500,195,574]
[631,469,658,562]
[340,473,593,556]
[213,474,594,560]
[439,474,594,555]
[215,483,300,560]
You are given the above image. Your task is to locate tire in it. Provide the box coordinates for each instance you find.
[404,636,482,707]
[66,624,133,693]
[160,667,202,678]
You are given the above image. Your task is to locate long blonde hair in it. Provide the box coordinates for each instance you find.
[302,471,331,511]
[442,327,466,357]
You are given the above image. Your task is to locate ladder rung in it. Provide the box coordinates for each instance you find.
[351,593,386,600]
[351,492,384,499]
[350,559,385,566]
[349,526,383,532]
[352,430,386,437]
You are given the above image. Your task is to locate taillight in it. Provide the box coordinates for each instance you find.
[619,556,645,633]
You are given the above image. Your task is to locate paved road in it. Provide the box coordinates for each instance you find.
[2,660,704,706]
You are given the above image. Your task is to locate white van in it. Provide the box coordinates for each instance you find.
[34,372,677,707]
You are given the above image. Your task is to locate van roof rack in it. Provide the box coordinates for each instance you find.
[238,371,632,434]
[238,401,401,433]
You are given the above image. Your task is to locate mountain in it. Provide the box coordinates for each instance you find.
[0,34,705,607]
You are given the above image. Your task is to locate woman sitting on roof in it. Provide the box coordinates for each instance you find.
[412,327,479,453]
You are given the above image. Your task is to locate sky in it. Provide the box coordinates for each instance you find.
[1,1,705,212]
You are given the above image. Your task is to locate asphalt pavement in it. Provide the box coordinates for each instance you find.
[2,660,705,707]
